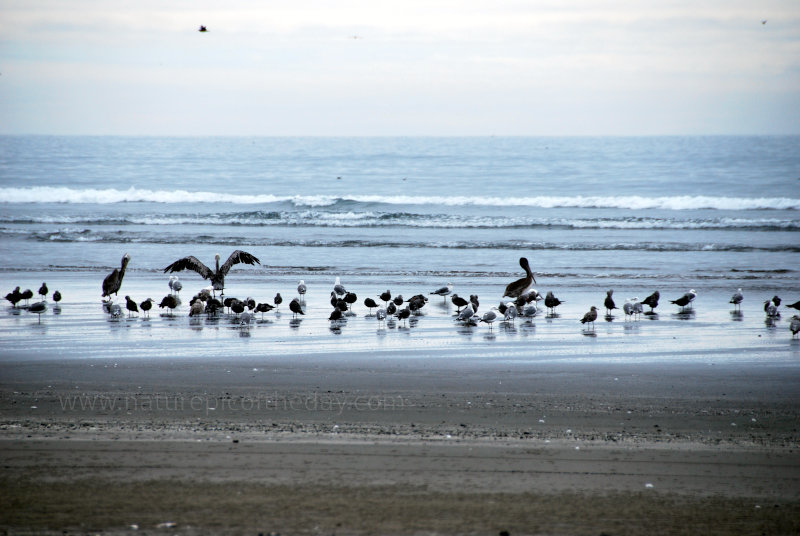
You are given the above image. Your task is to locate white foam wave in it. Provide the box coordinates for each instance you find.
[1,187,799,211]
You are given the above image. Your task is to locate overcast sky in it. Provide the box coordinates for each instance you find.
[1,0,798,136]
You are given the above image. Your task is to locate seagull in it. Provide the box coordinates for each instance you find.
[622,299,635,320]
[376,307,387,323]
[364,297,378,314]
[5,287,21,308]
[764,300,779,318]
[140,298,154,318]
[451,294,468,313]
[171,276,182,295]
[544,291,564,315]
[102,253,131,298]
[503,257,536,298]
[125,296,139,317]
[289,297,304,318]
[52,290,62,307]
[396,306,411,326]
[159,295,179,316]
[199,25,208,32]
[730,288,744,311]
[38,282,48,301]
[379,290,391,305]
[642,290,660,313]
[790,315,800,338]
[333,277,346,297]
[430,283,453,302]
[297,280,307,301]
[20,289,33,306]
[164,250,260,297]
[480,308,498,329]
[189,300,205,317]
[503,302,517,324]
[604,290,617,316]
[274,293,283,309]
[762,19,767,25]
[631,297,643,320]
[670,290,696,311]
[256,302,274,319]
[457,303,475,324]
[28,301,47,323]
[580,306,598,329]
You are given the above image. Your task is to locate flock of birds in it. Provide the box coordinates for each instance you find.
[5,251,800,339]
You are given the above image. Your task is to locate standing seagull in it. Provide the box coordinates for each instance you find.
[140,298,154,318]
[544,291,564,315]
[503,257,536,298]
[333,277,346,297]
[102,253,131,298]
[38,282,48,301]
[297,280,307,302]
[790,315,800,338]
[730,288,744,311]
[642,290,660,313]
[670,289,696,311]
[580,306,598,329]
[289,297,305,318]
[28,301,47,323]
[163,250,260,298]
[430,283,453,302]
[604,290,617,316]
[125,296,139,317]
[274,292,283,310]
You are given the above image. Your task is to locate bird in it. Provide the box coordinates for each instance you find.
[297,281,307,301]
[230,300,245,317]
[622,299,635,320]
[5,287,21,308]
[386,301,397,316]
[785,300,800,312]
[344,291,358,310]
[206,298,222,316]
[140,298,154,317]
[503,302,517,324]
[451,294,468,312]
[254,302,272,319]
[642,290,660,313]
[631,298,643,319]
[102,253,131,298]
[790,315,800,338]
[189,300,205,317]
[333,277,346,297]
[289,298,304,318]
[125,296,139,317]
[108,303,122,319]
[28,301,47,323]
[521,303,538,319]
[408,295,427,315]
[364,297,378,314]
[764,300,779,318]
[430,283,453,301]
[396,306,411,326]
[171,276,182,295]
[670,290,696,311]
[469,295,480,314]
[376,307,387,323]
[38,282,48,300]
[393,294,404,306]
[544,291,563,315]
[19,289,33,306]
[52,290,62,306]
[457,303,475,324]
[480,308,498,329]
[379,290,392,305]
[164,251,260,297]
[580,306,598,329]
[240,311,253,327]
[730,288,744,310]
[274,293,283,309]
[329,308,343,321]
[199,25,208,32]
[159,295,179,316]
[503,257,536,298]
[762,19,767,25]
[604,290,617,315]
[772,295,782,307]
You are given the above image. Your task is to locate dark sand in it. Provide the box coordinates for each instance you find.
[2,356,800,535]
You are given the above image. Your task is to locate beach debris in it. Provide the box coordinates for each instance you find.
[156,521,177,529]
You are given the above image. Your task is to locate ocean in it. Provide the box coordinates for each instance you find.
[0,135,799,363]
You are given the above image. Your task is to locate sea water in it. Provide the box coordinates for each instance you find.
[0,136,798,363]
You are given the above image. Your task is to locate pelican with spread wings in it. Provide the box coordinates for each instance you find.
[163,250,260,297]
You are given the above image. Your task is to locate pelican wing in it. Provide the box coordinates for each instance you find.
[219,250,261,276]
[164,256,213,279]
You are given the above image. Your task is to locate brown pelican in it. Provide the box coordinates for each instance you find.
[503,257,536,298]
[102,253,131,298]
[163,250,260,297]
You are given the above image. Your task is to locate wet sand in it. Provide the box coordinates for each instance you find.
[2,271,800,534]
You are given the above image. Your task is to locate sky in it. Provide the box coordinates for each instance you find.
[1,0,799,136]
